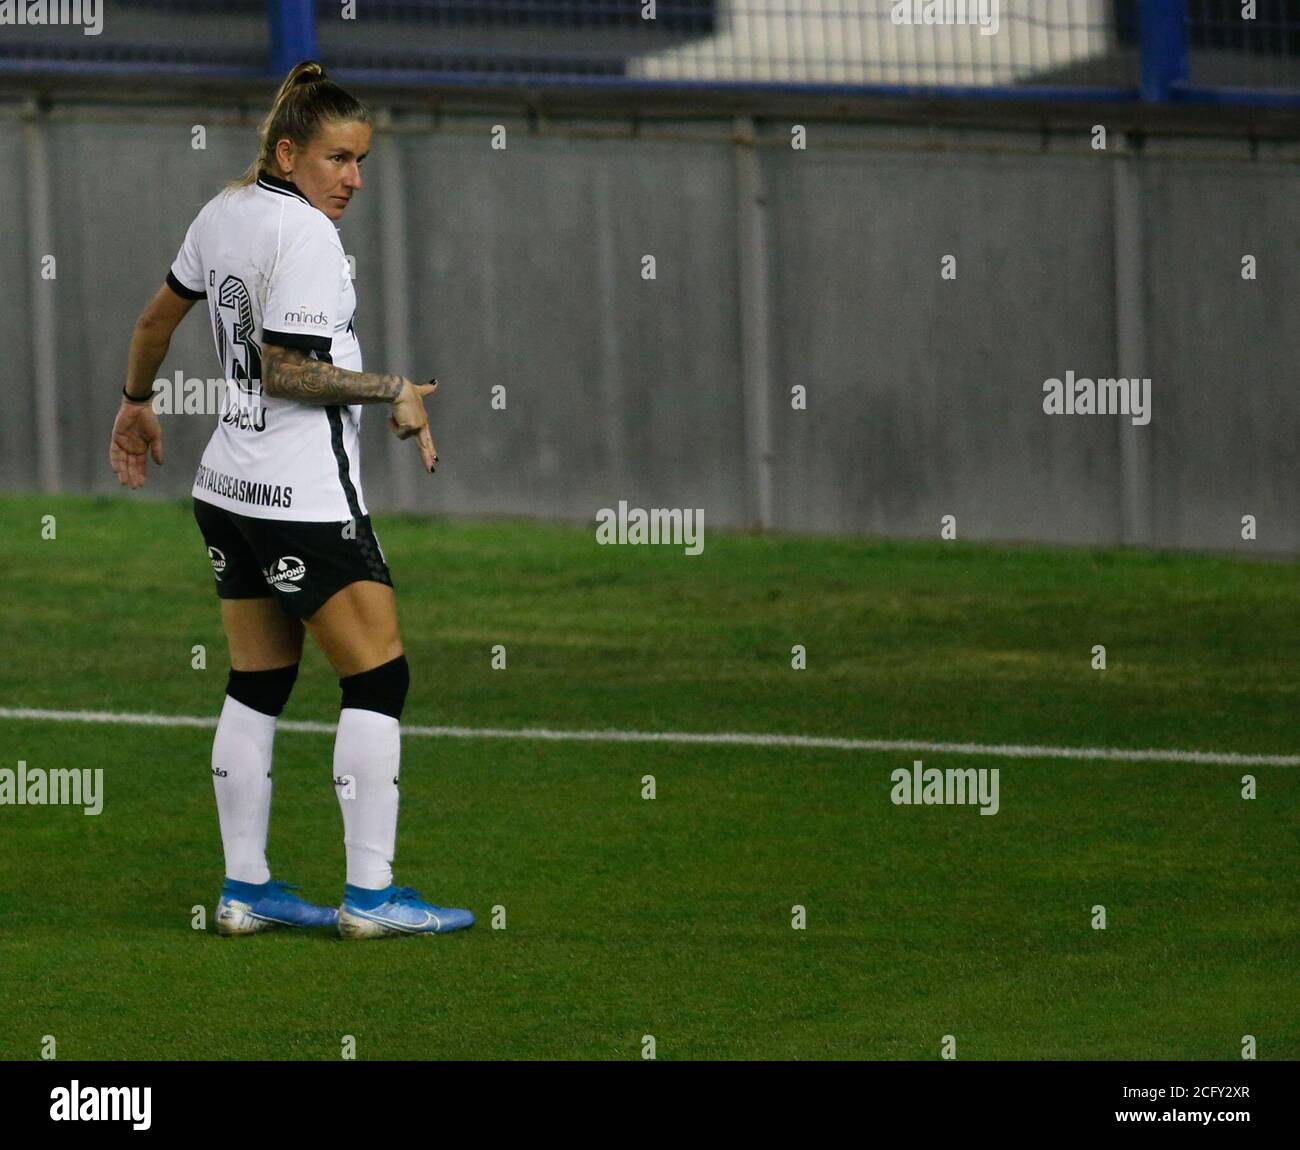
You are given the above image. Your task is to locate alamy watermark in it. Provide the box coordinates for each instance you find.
[151,373,267,431]
[50,1081,150,1130]
[596,500,704,556]
[1,761,103,815]
[1043,371,1151,426]
[891,0,999,36]
[891,760,1000,816]
[0,0,103,36]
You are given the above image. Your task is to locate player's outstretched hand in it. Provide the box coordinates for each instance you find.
[109,400,165,489]
[388,377,439,474]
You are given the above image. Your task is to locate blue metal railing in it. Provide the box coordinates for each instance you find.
[270,0,319,77]
[1140,0,1190,102]
[0,2,1295,109]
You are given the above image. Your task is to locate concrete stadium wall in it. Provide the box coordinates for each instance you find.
[2,100,1296,554]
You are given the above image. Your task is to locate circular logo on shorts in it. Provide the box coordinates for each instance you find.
[207,547,227,578]
[265,556,307,592]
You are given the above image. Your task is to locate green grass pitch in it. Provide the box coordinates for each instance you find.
[0,492,1296,1060]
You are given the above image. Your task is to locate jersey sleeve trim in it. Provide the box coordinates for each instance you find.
[262,328,332,354]
[166,269,206,300]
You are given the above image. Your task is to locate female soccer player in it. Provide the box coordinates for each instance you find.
[109,61,472,939]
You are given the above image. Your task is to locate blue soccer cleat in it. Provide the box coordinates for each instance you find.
[216,879,340,936]
[337,885,475,939]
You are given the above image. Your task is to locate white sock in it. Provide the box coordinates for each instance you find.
[211,694,275,885]
[334,708,401,889]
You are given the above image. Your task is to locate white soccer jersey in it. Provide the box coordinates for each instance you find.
[170,172,368,522]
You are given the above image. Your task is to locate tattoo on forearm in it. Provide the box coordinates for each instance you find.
[262,344,401,405]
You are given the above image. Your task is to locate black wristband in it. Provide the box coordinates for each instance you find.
[122,386,153,405]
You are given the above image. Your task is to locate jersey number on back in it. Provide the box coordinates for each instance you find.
[215,275,262,397]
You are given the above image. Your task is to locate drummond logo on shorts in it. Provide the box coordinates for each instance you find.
[207,547,226,579]
[264,556,308,592]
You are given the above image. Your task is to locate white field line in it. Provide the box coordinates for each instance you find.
[0,707,1297,766]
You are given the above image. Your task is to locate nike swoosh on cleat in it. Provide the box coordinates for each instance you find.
[251,911,335,926]
[355,908,443,932]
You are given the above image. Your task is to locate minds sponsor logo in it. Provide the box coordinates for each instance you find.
[284,305,329,328]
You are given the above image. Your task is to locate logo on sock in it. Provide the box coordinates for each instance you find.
[211,766,228,778]
[264,556,307,592]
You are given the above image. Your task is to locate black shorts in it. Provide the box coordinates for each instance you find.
[193,497,393,620]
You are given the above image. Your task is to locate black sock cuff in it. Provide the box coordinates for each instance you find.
[339,654,410,721]
[226,664,299,717]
